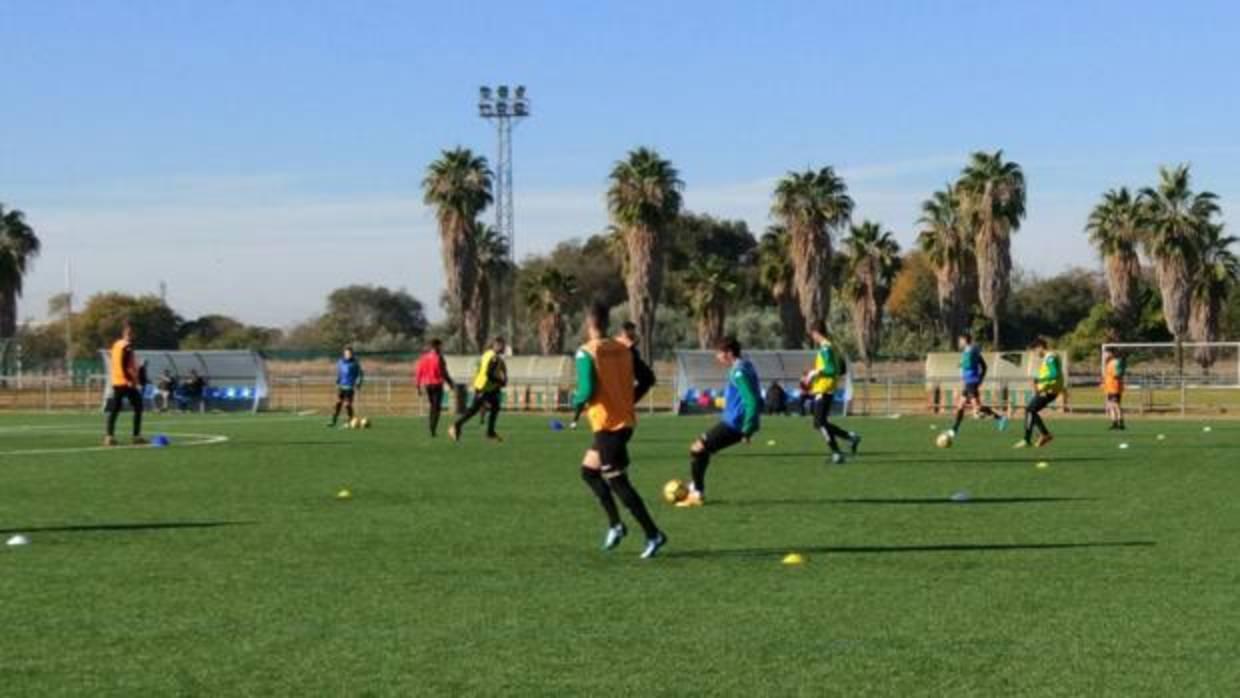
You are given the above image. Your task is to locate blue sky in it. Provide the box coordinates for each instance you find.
[2,1,1237,326]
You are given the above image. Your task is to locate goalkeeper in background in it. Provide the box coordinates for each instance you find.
[328,345,364,428]
[1102,347,1126,430]
[676,336,761,508]
[1016,337,1063,448]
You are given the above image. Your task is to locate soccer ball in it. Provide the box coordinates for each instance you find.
[349,417,362,430]
[663,479,688,504]
[935,431,954,449]
[360,418,372,429]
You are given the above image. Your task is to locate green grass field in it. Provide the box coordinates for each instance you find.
[3,410,1239,696]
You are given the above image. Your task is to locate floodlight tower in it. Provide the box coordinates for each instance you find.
[478,85,530,345]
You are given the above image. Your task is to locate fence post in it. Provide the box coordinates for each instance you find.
[386,378,392,412]
[886,378,893,416]
[1181,378,1187,417]
[44,376,51,412]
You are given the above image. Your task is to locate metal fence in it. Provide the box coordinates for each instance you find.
[2,370,1238,417]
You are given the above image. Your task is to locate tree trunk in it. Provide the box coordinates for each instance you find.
[623,224,663,360]
[935,261,966,345]
[439,215,478,354]
[538,312,565,355]
[1154,256,1191,377]
[1105,251,1141,324]
[776,291,805,349]
[791,224,830,342]
[0,291,15,338]
[1189,294,1220,370]
[466,272,491,352]
[976,227,1011,350]
[695,303,726,350]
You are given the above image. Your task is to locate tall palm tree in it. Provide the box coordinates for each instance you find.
[607,147,683,359]
[771,167,853,340]
[840,221,902,374]
[1189,223,1239,370]
[683,257,739,349]
[756,226,805,348]
[422,148,492,351]
[917,184,972,343]
[469,224,510,351]
[956,150,1026,348]
[523,268,577,355]
[1140,164,1220,373]
[1086,187,1144,323]
[0,204,41,338]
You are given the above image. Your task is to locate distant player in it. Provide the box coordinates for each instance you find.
[948,332,1008,437]
[104,323,146,446]
[450,336,508,442]
[677,336,761,508]
[1016,337,1063,448]
[328,345,364,428]
[1102,347,1126,430]
[808,322,860,464]
[415,338,455,437]
[573,303,667,558]
[571,320,654,428]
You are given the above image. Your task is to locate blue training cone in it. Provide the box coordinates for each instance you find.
[152,434,171,447]
[549,419,565,432]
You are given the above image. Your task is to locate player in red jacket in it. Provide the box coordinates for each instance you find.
[414,338,455,437]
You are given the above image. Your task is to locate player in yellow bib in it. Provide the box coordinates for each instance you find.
[449,336,508,442]
[808,322,860,464]
[1017,337,1064,448]
[573,303,665,559]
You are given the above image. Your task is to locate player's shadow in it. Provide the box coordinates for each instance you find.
[721,496,1094,507]
[0,521,254,535]
[667,540,1155,560]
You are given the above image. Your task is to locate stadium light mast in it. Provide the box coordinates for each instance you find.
[477,84,530,348]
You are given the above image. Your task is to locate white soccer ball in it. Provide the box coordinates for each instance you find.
[935,431,954,449]
[6,534,29,547]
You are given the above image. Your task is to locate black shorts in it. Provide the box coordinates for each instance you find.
[337,388,356,401]
[962,382,982,400]
[1027,391,1058,412]
[592,428,634,474]
[811,394,835,429]
[699,422,745,455]
[1106,393,1122,403]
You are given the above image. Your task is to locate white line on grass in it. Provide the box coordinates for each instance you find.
[0,431,229,456]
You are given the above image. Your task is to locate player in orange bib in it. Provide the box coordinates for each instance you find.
[1102,348,1126,431]
[572,303,665,559]
[104,323,146,446]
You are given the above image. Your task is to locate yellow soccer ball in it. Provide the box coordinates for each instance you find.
[663,479,688,504]
[936,431,954,449]
[349,417,362,430]
[360,418,372,429]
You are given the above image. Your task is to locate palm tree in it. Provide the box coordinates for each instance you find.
[683,257,740,349]
[956,150,1026,348]
[469,224,510,351]
[917,184,972,343]
[840,221,902,376]
[422,148,492,351]
[0,204,41,338]
[1140,164,1220,373]
[1189,223,1239,370]
[523,268,577,354]
[1086,187,1144,323]
[771,167,853,340]
[756,226,805,348]
[607,147,683,359]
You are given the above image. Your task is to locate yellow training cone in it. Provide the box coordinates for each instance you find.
[782,553,805,566]
[336,489,352,500]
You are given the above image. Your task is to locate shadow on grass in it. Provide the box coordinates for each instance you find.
[718,496,1095,507]
[0,521,255,535]
[726,453,1113,464]
[667,540,1155,559]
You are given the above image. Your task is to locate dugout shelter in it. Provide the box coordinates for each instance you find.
[100,349,270,413]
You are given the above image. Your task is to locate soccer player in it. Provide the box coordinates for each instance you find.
[449,336,508,442]
[328,346,364,428]
[677,336,761,508]
[571,320,654,428]
[573,303,666,558]
[808,322,860,464]
[414,338,455,437]
[1016,337,1063,448]
[1102,347,1126,430]
[104,323,146,446]
[948,332,1009,438]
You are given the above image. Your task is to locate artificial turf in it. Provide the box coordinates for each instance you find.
[2,410,1238,696]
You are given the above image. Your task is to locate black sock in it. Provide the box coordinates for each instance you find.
[331,402,342,423]
[951,409,965,432]
[1024,411,1035,441]
[690,451,710,495]
[346,405,355,420]
[1032,413,1048,437]
[608,473,659,539]
[581,468,621,527]
[818,427,840,452]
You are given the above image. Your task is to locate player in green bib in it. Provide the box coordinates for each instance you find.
[1017,337,1063,448]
